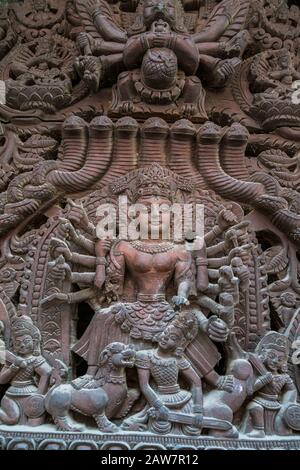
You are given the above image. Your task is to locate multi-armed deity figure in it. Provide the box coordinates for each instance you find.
[41,164,254,399]
[75,0,250,117]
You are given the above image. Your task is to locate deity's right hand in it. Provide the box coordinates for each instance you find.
[217,374,234,392]
[67,201,90,230]
[59,218,78,242]
[76,32,92,55]
[40,292,68,307]
[156,405,169,422]
[142,31,168,49]
[259,372,273,386]
[225,221,250,249]
[207,316,229,343]
[13,357,27,369]
[229,244,252,263]
[172,296,190,308]
[217,208,238,231]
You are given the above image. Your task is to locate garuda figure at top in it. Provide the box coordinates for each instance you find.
[75,0,251,119]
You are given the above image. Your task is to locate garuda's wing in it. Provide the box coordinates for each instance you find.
[195,0,250,42]
[75,0,127,43]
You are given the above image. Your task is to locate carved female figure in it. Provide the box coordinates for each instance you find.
[0,315,52,426]
[121,310,204,435]
[242,332,298,438]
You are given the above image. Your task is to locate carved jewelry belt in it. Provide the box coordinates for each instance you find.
[258,392,279,400]
[105,375,127,385]
[157,384,180,394]
[137,293,166,302]
[11,380,34,387]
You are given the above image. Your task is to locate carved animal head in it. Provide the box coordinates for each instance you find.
[129,0,186,35]
[98,342,136,371]
[10,314,41,356]
[256,331,289,373]
[49,359,68,386]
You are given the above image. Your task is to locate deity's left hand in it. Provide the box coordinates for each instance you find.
[206,316,229,343]
[172,296,190,308]
[192,412,204,429]
[217,208,238,231]
[67,200,90,229]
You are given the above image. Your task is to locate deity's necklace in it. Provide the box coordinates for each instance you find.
[130,240,174,254]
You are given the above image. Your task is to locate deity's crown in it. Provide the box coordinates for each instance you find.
[11,314,41,341]
[172,310,198,349]
[110,163,193,202]
[256,331,289,354]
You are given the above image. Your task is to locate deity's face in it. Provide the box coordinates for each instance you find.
[136,196,173,240]
[263,348,286,372]
[278,55,290,70]
[276,5,289,23]
[158,325,182,352]
[143,0,176,29]
[33,0,48,12]
[280,292,296,308]
[13,334,34,356]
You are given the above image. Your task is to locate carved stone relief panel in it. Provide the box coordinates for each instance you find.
[0,0,300,450]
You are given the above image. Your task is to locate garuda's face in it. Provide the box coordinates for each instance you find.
[34,0,48,12]
[143,0,176,28]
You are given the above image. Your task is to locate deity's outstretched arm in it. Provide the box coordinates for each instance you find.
[101,53,125,75]
[66,287,97,304]
[105,240,126,296]
[70,253,96,269]
[169,36,200,75]
[192,14,231,44]
[58,218,95,254]
[197,294,221,312]
[70,272,96,284]
[207,241,226,257]
[91,39,126,56]
[207,243,251,269]
[72,234,95,254]
[194,241,209,293]
[205,228,222,246]
[92,7,128,44]
[207,256,229,268]
[207,268,220,280]
[196,42,225,57]
[174,250,194,301]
